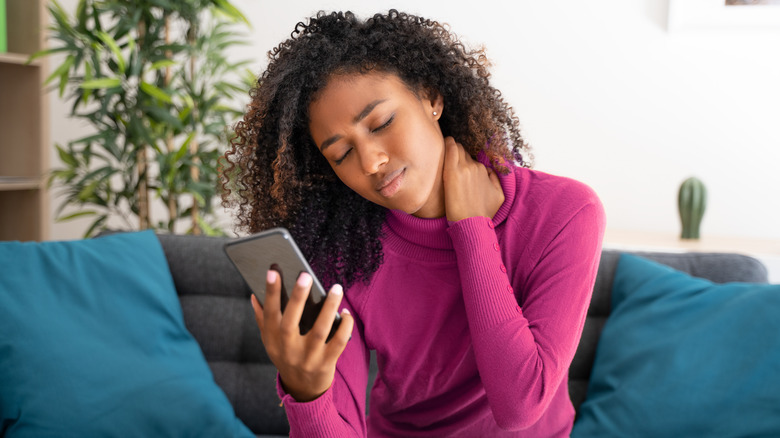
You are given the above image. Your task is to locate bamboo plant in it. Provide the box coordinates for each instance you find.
[34,0,252,236]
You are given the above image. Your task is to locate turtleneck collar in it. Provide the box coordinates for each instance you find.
[382,163,517,262]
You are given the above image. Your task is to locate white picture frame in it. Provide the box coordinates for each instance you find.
[668,0,780,31]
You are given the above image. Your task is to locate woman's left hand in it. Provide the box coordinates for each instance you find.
[442,136,504,222]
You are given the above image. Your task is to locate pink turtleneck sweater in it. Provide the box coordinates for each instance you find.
[276,165,606,437]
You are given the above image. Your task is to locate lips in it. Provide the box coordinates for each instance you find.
[376,168,405,198]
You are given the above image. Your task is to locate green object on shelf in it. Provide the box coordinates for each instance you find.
[0,0,7,53]
[678,176,707,240]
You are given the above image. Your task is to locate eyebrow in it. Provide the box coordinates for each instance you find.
[319,99,387,151]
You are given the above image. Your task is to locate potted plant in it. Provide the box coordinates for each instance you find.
[33,0,252,236]
[678,176,707,240]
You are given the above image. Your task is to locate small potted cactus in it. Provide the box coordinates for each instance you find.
[678,177,707,240]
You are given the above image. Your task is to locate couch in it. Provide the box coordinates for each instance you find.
[1,232,774,437]
[156,234,772,436]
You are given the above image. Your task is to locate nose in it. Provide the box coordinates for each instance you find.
[359,141,389,175]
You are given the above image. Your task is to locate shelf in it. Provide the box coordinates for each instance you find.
[0,177,43,191]
[0,189,45,241]
[0,0,48,241]
[603,229,780,257]
[0,52,39,65]
[0,61,43,178]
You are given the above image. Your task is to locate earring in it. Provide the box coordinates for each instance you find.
[433,111,438,116]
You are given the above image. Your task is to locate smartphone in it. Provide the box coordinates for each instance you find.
[224,227,341,341]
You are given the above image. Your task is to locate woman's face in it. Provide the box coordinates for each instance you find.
[308,72,446,218]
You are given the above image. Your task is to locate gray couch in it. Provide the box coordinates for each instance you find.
[156,234,769,436]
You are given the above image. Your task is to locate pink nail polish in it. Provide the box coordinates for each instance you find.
[297,272,312,286]
[267,270,278,283]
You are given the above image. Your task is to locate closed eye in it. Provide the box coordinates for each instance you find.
[335,148,352,165]
[372,114,394,133]
[334,114,394,165]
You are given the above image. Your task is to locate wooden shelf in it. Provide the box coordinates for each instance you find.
[0,52,39,65]
[0,0,49,241]
[604,229,780,257]
[0,177,43,191]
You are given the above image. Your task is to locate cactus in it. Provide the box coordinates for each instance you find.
[678,177,707,240]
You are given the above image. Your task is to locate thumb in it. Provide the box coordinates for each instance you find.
[250,294,265,332]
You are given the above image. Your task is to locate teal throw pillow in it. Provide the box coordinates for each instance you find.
[572,253,780,437]
[0,231,253,438]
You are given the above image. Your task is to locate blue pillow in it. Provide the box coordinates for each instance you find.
[0,231,254,438]
[572,253,780,437]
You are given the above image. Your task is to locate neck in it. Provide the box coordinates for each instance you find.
[412,148,446,219]
[412,197,445,219]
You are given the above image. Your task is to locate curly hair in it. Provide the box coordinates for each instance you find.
[221,9,532,289]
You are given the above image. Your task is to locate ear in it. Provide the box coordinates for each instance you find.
[425,90,444,121]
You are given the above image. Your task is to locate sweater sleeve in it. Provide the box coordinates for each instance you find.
[276,298,370,437]
[447,195,605,430]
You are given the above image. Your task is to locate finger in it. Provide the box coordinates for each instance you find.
[309,284,345,343]
[263,269,283,325]
[324,308,355,362]
[443,137,459,169]
[279,272,312,337]
[456,141,473,164]
[250,294,265,332]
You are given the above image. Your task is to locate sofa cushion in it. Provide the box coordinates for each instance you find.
[572,253,780,437]
[156,233,290,435]
[0,231,254,437]
[568,250,769,412]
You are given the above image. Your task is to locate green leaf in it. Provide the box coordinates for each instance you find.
[27,46,72,64]
[48,0,76,37]
[44,55,75,88]
[72,131,110,148]
[140,81,173,103]
[176,133,196,161]
[142,105,184,131]
[192,191,206,207]
[81,62,94,104]
[96,31,127,73]
[48,168,77,185]
[148,59,177,72]
[194,215,226,236]
[80,77,122,89]
[83,215,109,238]
[77,180,100,202]
[212,0,251,26]
[76,0,88,31]
[127,34,136,55]
[56,144,80,168]
[58,210,99,221]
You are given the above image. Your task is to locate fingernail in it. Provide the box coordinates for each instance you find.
[342,308,350,315]
[331,284,343,296]
[267,270,277,283]
[297,272,312,287]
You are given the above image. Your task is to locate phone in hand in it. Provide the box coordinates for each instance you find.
[224,227,341,341]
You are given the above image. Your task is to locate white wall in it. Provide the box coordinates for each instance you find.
[49,0,780,241]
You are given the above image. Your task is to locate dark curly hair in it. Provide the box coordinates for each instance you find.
[221,9,532,289]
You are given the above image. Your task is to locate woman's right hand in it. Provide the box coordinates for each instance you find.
[250,270,354,402]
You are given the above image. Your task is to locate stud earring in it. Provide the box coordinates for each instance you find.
[433,111,438,116]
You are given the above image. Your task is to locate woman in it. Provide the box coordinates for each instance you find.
[222,10,605,437]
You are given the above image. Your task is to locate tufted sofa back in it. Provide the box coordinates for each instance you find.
[157,234,770,435]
